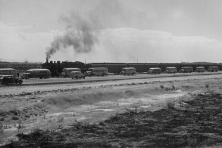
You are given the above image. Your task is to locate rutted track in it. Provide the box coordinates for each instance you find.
[1,72,222,87]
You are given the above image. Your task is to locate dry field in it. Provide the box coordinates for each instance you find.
[1,74,222,147]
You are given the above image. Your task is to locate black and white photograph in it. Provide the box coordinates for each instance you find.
[1,0,222,147]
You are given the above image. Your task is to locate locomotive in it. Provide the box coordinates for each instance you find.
[42,60,222,77]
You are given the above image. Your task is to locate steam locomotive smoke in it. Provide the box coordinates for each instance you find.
[46,0,125,60]
[46,13,98,60]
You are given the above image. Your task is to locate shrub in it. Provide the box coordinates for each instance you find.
[57,116,64,123]
[0,123,3,133]
[205,84,209,89]
[181,83,194,89]
[172,84,176,90]
[166,100,175,109]
[165,87,170,91]
[155,87,159,90]
[160,85,164,89]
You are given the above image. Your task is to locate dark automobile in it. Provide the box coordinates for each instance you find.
[195,66,205,72]
[207,66,219,72]
[148,68,161,74]
[21,73,30,79]
[0,75,23,85]
[25,69,51,79]
[84,71,92,77]
[179,66,193,73]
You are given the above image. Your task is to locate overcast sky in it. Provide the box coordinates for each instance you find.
[0,0,222,63]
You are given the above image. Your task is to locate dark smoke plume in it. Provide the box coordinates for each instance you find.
[45,0,130,60]
[46,13,98,60]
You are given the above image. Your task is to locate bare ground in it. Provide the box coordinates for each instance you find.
[1,75,222,147]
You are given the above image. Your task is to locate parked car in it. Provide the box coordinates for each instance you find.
[0,68,17,77]
[148,68,161,74]
[195,66,205,72]
[85,67,108,77]
[60,68,81,78]
[120,67,136,75]
[25,69,51,79]
[0,75,23,85]
[179,66,193,73]
[70,71,85,79]
[208,66,219,72]
[21,73,30,79]
[165,67,177,74]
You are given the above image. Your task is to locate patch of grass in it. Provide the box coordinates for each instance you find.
[166,100,175,109]
[164,87,170,91]
[4,91,222,148]
[177,96,190,108]
[172,84,176,90]
[154,87,159,90]
[181,83,194,89]
[160,85,164,89]
[205,84,210,89]
[0,124,4,144]
[57,116,64,123]
[0,123,3,134]
[33,102,45,109]
[160,84,177,91]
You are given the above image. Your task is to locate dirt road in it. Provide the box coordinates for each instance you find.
[0,74,221,95]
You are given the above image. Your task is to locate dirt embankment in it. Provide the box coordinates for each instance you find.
[1,76,222,147]
[2,90,222,148]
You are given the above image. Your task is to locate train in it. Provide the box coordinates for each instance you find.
[42,60,222,77]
